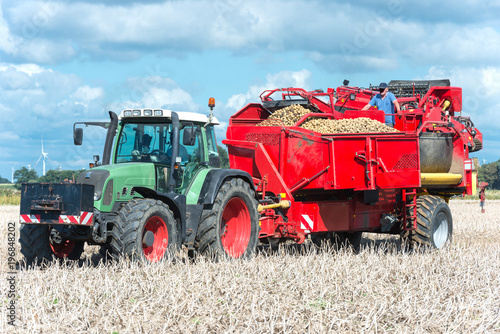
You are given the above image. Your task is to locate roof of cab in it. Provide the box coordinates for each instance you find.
[119,108,219,125]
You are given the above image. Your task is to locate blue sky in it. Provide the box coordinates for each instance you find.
[1,0,500,181]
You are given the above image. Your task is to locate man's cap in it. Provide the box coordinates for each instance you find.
[379,82,388,89]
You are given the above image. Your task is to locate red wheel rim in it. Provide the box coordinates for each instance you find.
[143,216,169,262]
[220,197,251,258]
[50,240,76,258]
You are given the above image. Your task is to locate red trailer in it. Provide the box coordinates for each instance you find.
[223,80,482,250]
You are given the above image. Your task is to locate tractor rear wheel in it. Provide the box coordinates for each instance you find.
[196,178,259,260]
[110,199,180,263]
[401,195,452,250]
[19,224,84,267]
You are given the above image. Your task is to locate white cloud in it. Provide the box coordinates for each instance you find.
[225,69,312,112]
[424,65,500,160]
[1,0,500,71]
[0,131,21,142]
[105,76,200,112]
[70,85,104,102]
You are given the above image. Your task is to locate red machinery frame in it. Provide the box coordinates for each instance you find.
[224,83,482,243]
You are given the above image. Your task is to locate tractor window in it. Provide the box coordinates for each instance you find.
[176,124,204,193]
[205,125,219,158]
[115,122,172,164]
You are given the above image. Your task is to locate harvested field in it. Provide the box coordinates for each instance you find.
[1,201,500,333]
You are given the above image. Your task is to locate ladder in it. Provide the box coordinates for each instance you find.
[402,189,417,230]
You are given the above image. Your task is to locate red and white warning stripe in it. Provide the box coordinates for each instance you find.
[58,215,79,224]
[59,212,93,225]
[80,211,93,225]
[20,214,41,224]
[20,212,94,225]
[301,214,314,233]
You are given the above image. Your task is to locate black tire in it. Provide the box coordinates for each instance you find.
[401,195,452,250]
[110,199,180,262]
[196,178,259,260]
[97,243,113,263]
[19,224,84,267]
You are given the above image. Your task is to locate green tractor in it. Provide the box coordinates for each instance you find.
[19,101,260,265]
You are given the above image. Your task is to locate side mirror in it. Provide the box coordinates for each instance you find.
[74,128,83,146]
[182,127,196,146]
[209,155,220,168]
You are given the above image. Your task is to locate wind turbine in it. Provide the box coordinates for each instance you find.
[35,136,50,176]
[11,166,15,183]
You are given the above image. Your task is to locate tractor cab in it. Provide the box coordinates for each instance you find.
[113,109,220,195]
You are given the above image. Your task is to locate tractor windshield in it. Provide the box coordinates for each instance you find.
[115,120,209,194]
[115,122,175,165]
[115,121,205,166]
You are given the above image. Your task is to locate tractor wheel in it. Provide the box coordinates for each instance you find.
[19,224,84,267]
[401,195,452,250]
[196,178,259,260]
[110,199,180,263]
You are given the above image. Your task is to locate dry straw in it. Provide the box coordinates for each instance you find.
[1,201,499,333]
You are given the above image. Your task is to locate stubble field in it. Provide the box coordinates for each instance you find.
[1,200,499,333]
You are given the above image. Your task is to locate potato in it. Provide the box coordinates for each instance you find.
[258,104,398,133]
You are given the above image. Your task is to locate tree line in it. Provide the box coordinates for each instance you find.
[6,168,85,189]
[478,159,500,189]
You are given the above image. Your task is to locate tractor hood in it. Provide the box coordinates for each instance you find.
[77,163,156,212]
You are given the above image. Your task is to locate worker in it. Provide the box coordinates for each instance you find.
[362,82,401,127]
[141,134,152,154]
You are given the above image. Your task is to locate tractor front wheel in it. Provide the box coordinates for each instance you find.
[19,224,84,267]
[196,178,259,260]
[110,199,180,262]
[401,195,452,250]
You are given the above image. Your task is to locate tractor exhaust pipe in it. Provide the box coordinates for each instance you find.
[168,112,180,193]
[102,111,118,166]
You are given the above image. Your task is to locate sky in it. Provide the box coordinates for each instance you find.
[1,0,500,181]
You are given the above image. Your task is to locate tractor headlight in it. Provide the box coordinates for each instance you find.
[94,191,102,201]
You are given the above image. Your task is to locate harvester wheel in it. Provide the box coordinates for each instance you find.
[196,178,259,260]
[401,195,452,250]
[110,199,179,263]
[19,224,84,267]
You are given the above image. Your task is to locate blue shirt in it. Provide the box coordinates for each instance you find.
[369,92,397,124]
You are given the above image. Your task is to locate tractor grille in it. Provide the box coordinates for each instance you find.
[245,133,280,146]
[393,154,418,170]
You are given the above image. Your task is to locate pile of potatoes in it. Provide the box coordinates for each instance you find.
[301,117,398,134]
[258,104,397,134]
[258,104,311,127]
